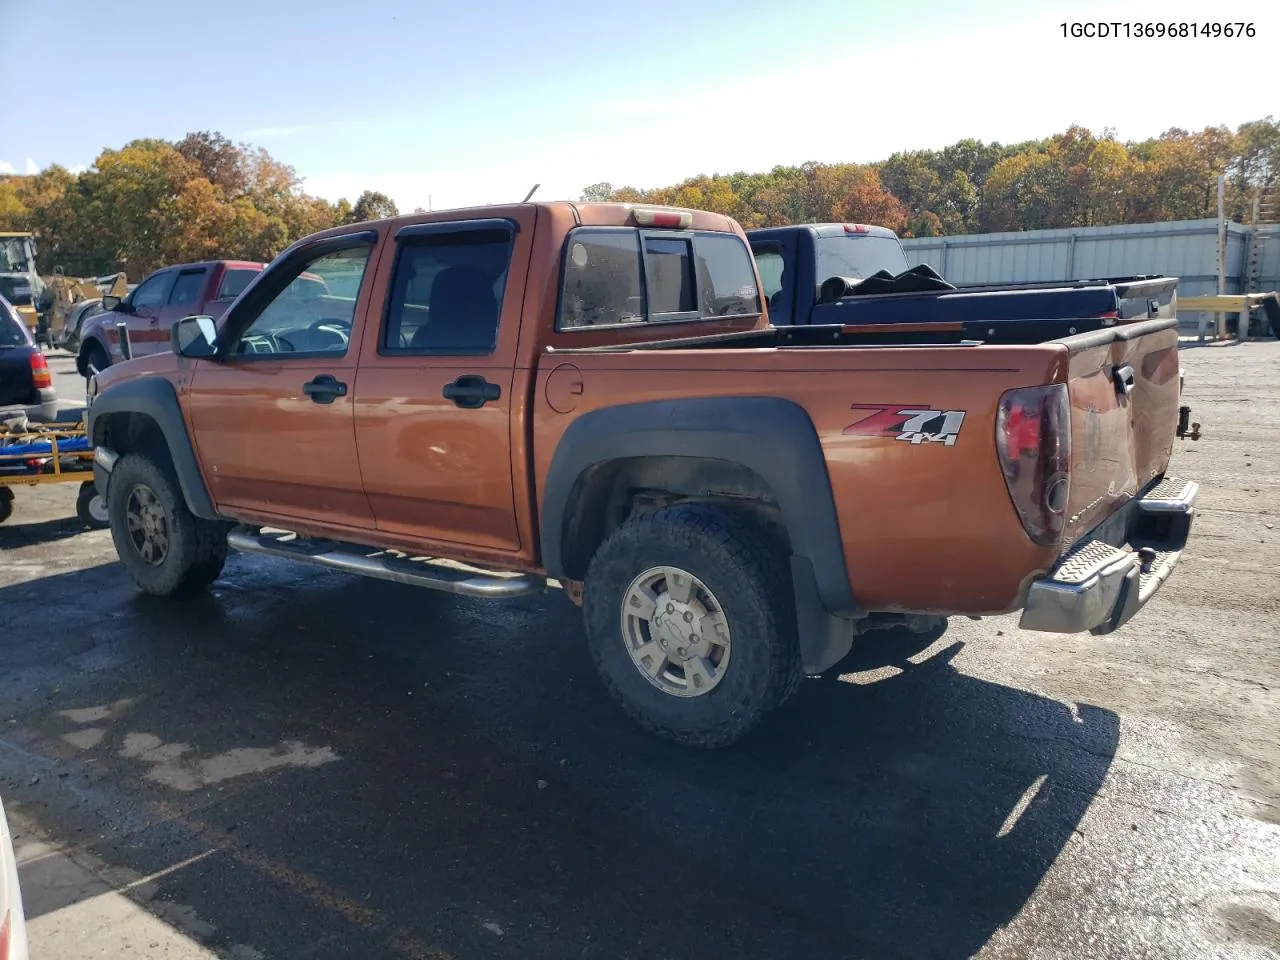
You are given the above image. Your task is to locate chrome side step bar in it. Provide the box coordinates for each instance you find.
[226,527,546,600]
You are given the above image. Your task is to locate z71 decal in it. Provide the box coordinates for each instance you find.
[842,404,968,447]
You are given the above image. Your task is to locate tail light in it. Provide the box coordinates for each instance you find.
[995,382,1071,546]
[843,223,871,233]
[30,352,52,389]
[0,907,10,960]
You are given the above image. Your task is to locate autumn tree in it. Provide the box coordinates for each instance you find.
[0,178,27,226]
[6,119,1280,284]
[984,152,1062,231]
[174,131,249,197]
[0,132,403,278]
[1229,116,1280,217]
[579,182,614,202]
[350,190,399,223]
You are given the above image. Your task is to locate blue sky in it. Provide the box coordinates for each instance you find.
[1,0,1275,210]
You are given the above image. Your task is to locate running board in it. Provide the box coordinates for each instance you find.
[226,527,546,600]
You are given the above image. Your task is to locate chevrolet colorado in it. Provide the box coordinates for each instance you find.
[85,202,1198,747]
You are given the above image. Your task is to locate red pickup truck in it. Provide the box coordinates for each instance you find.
[76,260,265,377]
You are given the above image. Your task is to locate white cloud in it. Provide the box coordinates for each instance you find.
[24,158,37,174]
[69,164,88,174]
[0,161,14,174]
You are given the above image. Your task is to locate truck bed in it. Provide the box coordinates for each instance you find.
[800,275,1178,328]
[746,223,1178,329]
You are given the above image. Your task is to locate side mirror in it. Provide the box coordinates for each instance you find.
[172,315,219,359]
[102,294,122,312]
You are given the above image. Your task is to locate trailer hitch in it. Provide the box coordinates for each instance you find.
[1176,404,1201,441]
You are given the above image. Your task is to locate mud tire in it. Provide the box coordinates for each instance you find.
[106,452,229,596]
[582,502,802,748]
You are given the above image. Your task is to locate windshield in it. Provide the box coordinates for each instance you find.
[0,237,33,274]
[0,275,34,306]
[814,235,910,282]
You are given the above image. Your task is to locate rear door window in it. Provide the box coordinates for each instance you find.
[215,268,260,301]
[168,269,207,307]
[558,228,760,330]
[380,223,515,354]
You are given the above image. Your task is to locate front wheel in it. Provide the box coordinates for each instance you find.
[582,502,802,748]
[106,453,229,596]
[79,342,109,378]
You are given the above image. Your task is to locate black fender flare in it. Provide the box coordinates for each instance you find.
[540,396,862,622]
[87,377,219,520]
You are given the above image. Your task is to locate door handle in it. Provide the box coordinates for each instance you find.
[442,374,501,409]
[1112,363,1135,397]
[302,374,348,404]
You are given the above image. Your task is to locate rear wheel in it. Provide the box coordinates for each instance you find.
[106,452,229,596]
[76,481,110,529]
[0,488,13,524]
[582,502,802,748]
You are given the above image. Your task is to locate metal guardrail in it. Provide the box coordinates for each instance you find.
[1177,292,1280,342]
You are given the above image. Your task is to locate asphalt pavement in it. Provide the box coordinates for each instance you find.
[0,345,1277,960]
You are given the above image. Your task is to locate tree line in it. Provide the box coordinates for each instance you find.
[0,131,403,278]
[581,117,1279,237]
[2,119,1276,280]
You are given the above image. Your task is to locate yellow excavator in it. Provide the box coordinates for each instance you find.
[44,268,129,347]
[0,232,129,347]
[0,232,44,340]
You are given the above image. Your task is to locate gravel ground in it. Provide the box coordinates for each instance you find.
[0,344,1276,960]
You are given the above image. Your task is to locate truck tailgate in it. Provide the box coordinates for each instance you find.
[1060,318,1182,547]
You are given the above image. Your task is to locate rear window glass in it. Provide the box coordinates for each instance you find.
[0,300,26,346]
[695,233,762,316]
[559,228,760,330]
[644,236,696,315]
[814,235,910,282]
[753,249,785,302]
[216,268,259,301]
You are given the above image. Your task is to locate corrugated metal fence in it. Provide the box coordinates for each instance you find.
[900,218,1280,336]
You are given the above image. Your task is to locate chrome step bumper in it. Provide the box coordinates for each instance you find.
[1019,477,1197,635]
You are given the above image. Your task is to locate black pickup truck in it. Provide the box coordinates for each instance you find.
[747,223,1180,337]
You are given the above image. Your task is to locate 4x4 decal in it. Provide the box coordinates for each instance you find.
[842,404,967,447]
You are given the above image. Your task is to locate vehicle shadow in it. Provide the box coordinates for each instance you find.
[0,513,96,547]
[1,561,1118,960]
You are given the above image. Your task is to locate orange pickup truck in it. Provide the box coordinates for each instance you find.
[85,202,1199,747]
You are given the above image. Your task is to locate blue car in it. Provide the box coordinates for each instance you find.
[0,292,58,422]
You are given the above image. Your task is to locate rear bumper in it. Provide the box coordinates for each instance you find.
[1019,476,1198,635]
[0,387,58,423]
